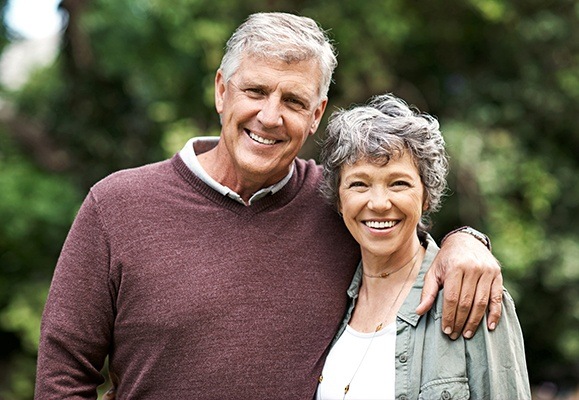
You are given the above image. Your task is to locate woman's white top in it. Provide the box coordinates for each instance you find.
[316,322,396,400]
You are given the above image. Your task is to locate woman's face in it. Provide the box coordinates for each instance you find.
[338,151,426,261]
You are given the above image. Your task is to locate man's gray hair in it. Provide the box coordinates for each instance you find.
[319,93,449,231]
[219,12,338,100]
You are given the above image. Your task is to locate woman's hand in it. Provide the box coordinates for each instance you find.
[416,231,503,339]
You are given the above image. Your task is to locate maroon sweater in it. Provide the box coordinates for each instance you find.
[35,154,360,399]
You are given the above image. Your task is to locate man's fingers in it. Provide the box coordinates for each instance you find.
[487,274,504,330]
[440,270,464,338]
[416,268,441,315]
[434,230,503,339]
[460,273,493,339]
[458,270,503,338]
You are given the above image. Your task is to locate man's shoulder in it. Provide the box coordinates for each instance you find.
[294,157,323,181]
[91,157,175,196]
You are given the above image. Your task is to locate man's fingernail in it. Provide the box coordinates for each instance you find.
[451,332,459,340]
[444,326,452,335]
[464,330,473,339]
[489,322,496,330]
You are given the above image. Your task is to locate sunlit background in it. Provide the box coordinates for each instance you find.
[5,0,62,39]
[0,0,578,399]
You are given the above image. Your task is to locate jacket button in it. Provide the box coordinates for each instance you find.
[399,354,408,363]
[398,396,408,400]
[441,390,451,399]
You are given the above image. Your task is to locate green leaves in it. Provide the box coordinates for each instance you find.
[0,0,578,395]
[0,143,80,398]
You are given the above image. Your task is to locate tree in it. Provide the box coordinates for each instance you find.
[0,0,577,397]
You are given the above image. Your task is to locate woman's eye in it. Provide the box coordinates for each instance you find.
[348,181,367,188]
[391,181,411,189]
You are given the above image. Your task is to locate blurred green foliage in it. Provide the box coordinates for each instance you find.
[0,0,577,398]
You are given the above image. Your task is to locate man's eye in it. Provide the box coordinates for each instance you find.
[246,88,265,96]
[286,98,305,108]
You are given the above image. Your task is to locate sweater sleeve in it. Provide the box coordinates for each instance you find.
[466,288,531,399]
[35,190,114,399]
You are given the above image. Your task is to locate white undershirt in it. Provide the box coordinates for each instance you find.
[316,323,396,400]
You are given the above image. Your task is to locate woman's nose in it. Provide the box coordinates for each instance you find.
[368,189,392,211]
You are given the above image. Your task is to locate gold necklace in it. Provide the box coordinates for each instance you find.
[319,246,422,400]
[362,247,421,279]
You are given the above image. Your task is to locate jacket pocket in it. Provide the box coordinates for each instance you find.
[419,377,470,400]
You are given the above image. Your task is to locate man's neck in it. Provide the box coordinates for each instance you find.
[196,144,280,203]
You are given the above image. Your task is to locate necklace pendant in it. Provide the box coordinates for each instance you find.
[376,322,383,331]
[379,272,390,278]
[344,384,350,394]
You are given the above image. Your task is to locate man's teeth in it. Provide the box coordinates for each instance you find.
[249,132,276,145]
[365,220,397,229]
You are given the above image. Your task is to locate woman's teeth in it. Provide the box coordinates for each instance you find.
[365,220,397,229]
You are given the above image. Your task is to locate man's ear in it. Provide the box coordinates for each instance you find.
[309,97,328,136]
[215,70,226,114]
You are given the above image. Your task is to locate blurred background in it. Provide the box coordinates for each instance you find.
[0,0,577,398]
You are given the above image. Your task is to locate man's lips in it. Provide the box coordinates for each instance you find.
[247,130,279,145]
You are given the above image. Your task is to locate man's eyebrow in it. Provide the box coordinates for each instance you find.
[286,90,309,102]
[234,77,266,88]
[234,78,315,108]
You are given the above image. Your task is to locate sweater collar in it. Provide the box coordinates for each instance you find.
[178,137,294,206]
[171,151,315,217]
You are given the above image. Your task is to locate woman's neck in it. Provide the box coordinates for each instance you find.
[361,237,422,276]
[351,243,424,332]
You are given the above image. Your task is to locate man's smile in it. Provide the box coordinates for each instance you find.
[247,129,279,145]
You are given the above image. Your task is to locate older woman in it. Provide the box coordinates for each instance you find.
[316,94,530,400]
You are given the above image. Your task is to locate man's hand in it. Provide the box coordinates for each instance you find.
[416,231,503,340]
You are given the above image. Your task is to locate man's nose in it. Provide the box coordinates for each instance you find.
[257,97,283,128]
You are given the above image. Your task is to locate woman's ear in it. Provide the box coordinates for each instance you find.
[422,191,430,212]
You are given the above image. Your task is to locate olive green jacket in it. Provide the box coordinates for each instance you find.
[333,236,531,400]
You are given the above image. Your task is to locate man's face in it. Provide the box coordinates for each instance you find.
[214,55,327,188]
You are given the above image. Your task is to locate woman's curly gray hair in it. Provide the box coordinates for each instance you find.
[319,93,449,232]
